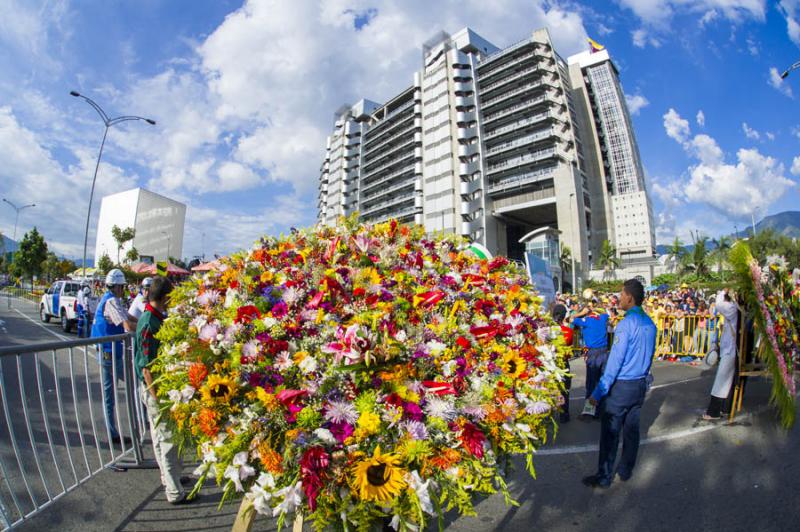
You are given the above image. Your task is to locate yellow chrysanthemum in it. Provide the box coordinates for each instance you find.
[357,411,381,435]
[201,374,238,403]
[501,352,526,380]
[255,387,278,409]
[352,447,406,502]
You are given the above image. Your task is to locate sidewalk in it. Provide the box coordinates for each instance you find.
[13,362,800,532]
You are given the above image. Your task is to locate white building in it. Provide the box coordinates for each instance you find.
[319,28,658,287]
[94,188,186,266]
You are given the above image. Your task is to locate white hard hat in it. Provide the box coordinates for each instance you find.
[105,269,126,286]
[142,277,153,288]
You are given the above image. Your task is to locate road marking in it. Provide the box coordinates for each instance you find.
[569,376,705,401]
[13,308,70,341]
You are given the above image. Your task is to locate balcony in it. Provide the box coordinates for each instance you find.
[360,177,415,202]
[454,95,475,109]
[478,50,537,82]
[480,64,541,94]
[363,124,416,158]
[367,206,417,224]
[485,128,554,157]
[460,178,482,195]
[486,147,561,176]
[486,166,556,196]
[361,163,415,193]
[460,197,482,215]
[360,192,416,217]
[459,160,480,177]
[453,66,472,79]
[458,143,479,158]
[364,118,416,150]
[480,79,551,111]
[461,217,483,235]
[363,138,415,172]
[456,111,476,124]
[457,126,478,140]
[453,81,473,93]
[482,93,558,125]
[483,110,562,140]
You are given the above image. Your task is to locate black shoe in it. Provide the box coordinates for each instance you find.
[616,471,632,482]
[180,476,194,486]
[582,474,610,489]
[559,413,571,424]
[111,435,132,446]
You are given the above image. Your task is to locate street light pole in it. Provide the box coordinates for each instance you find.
[2,198,36,242]
[569,192,576,293]
[751,207,759,237]
[781,60,800,79]
[161,231,171,263]
[70,91,156,282]
[201,232,206,262]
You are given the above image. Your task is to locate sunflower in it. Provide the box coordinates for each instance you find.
[201,374,238,403]
[352,447,406,502]
[500,351,526,379]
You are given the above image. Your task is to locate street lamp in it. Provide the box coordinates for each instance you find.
[70,90,156,282]
[2,198,36,242]
[780,61,800,79]
[161,231,171,263]
[201,232,206,262]
[569,192,577,293]
[751,207,759,237]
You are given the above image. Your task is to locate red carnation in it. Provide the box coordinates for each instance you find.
[235,305,261,324]
[423,380,456,396]
[459,422,486,458]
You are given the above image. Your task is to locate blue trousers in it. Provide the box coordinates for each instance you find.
[585,348,608,399]
[597,378,647,483]
[101,354,124,439]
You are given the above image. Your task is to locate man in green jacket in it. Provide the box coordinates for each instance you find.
[134,277,191,504]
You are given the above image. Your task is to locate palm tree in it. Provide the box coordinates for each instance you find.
[711,235,732,279]
[681,237,711,278]
[667,236,684,273]
[596,239,621,280]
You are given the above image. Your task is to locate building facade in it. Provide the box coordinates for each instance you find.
[94,188,186,266]
[318,28,656,288]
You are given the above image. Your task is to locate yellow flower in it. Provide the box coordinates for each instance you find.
[201,374,238,403]
[352,447,407,502]
[260,270,274,283]
[501,351,526,379]
[255,387,278,409]
[357,411,381,435]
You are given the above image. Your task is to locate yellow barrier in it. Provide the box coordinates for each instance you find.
[654,314,722,358]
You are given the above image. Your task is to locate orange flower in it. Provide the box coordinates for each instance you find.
[188,362,208,389]
[428,448,461,470]
[258,441,284,474]
[196,408,218,438]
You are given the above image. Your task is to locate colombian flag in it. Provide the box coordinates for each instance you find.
[588,37,605,53]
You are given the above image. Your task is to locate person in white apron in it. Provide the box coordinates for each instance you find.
[703,289,739,420]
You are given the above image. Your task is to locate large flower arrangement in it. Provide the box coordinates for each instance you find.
[730,242,799,428]
[154,217,567,530]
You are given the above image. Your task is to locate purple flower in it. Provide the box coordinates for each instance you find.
[198,323,218,342]
[403,402,423,421]
[402,420,428,440]
[327,421,354,443]
[271,301,288,319]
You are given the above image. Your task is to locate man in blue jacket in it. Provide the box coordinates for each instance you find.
[571,300,610,418]
[583,279,656,488]
[91,269,136,445]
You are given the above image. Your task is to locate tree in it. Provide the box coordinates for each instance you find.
[596,239,621,280]
[169,256,187,269]
[57,258,76,279]
[12,227,48,284]
[711,235,732,278]
[666,237,684,273]
[680,237,711,278]
[111,225,136,266]
[97,253,114,275]
[40,252,60,283]
[125,246,139,264]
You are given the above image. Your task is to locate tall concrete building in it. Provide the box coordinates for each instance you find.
[94,188,186,266]
[318,28,656,287]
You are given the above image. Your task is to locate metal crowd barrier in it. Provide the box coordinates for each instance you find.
[2,288,40,309]
[654,314,722,358]
[0,333,152,530]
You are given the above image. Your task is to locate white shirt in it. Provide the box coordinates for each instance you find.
[128,293,147,319]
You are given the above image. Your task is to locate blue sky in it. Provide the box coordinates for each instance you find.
[0,0,799,261]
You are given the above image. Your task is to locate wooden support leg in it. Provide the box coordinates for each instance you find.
[293,512,304,532]
[232,499,255,532]
[728,384,739,423]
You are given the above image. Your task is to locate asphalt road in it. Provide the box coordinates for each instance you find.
[3,297,799,531]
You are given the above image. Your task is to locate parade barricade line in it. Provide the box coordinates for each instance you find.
[653,315,723,359]
[0,333,151,530]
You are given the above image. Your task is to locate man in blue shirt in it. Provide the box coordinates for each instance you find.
[571,301,610,418]
[583,279,657,488]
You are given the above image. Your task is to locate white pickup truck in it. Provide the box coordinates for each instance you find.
[40,280,82,333]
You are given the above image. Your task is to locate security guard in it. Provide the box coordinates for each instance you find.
[571,299,610,418]
[91,269,136,445]
[582,279,656,488]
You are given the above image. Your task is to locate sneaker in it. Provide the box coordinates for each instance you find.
[581,474,610,489]
[581,402,596,417]
[169,492,197,505]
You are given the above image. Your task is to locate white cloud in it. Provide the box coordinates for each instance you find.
[778,0,800,46]
[596,23,614,35]
[616,0,766,27]
[684,148,793,217]
[792,156,800,175]
[662,108,795,218]
[742,122,760,140]
[696,110,705,126]
[765,131,775,141]
[663,108,691,144]
[652,180,685,208]
[745,36,759,55]
[625,93,649,115]
[631,28,661,48]
[769,67,794,97]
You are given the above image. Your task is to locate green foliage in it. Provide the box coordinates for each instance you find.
[583,279,624,293]
[596,240,620,279]
[745,228,800,265]
[97,253,114,274]
[652,273,678,286]
[11,227,48,282]
[111,225,136,266]
[125,246,139,264]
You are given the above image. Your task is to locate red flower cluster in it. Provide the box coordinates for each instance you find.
[235,305,262,324]
[299,447,330,510]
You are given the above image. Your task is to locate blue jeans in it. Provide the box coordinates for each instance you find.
[101,354,124,439]
[585,348,608,399]
[597,378,647,484]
